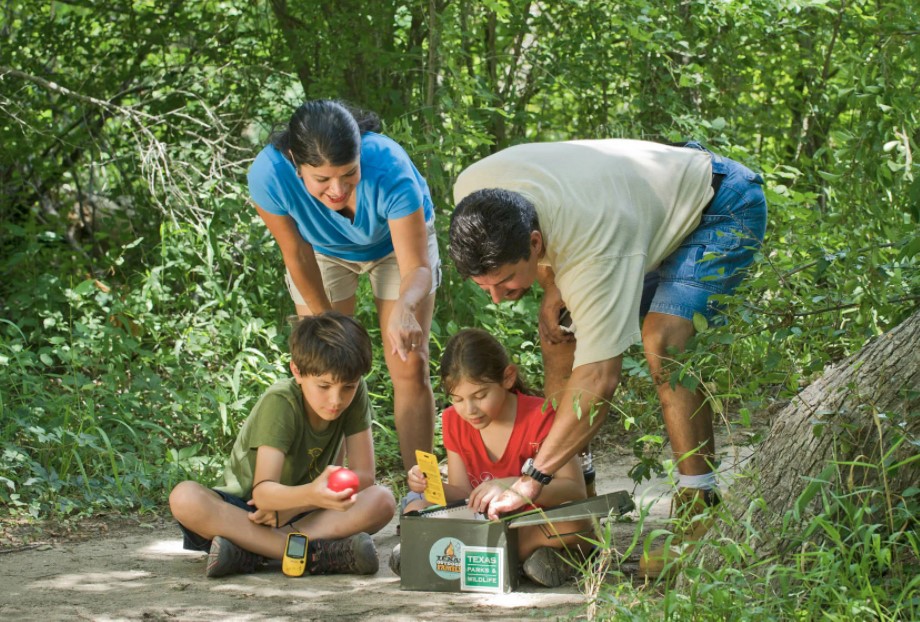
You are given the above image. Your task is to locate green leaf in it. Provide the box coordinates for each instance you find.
[692,313,709,333]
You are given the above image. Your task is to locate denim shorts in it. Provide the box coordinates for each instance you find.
[178,489,315,552]
[640,144,767,323]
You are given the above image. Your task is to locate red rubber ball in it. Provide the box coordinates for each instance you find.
[327,468,360,492]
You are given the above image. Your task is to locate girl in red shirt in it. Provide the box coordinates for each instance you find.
[394,328,589,587]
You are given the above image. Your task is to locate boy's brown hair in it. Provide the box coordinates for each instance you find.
[289,311,372,382]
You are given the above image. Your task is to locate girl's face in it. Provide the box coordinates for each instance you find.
[296,160,361,212]
[447,366,517,430]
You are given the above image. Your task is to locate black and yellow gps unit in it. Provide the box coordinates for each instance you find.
[282,532,308,577]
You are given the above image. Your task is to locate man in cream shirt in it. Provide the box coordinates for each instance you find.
[449,139,766,578]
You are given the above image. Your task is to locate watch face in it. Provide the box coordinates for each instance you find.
[522,458,535,477]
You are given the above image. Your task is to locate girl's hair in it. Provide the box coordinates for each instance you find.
[289,311,372,382]
[439,328,538,397]
[270,99,382,168]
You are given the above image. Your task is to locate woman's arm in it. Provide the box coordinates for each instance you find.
[255,203,332,314]
[387,209,432,360]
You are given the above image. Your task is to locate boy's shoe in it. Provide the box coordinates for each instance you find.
[639,487,721,579]
[522,547,576,588]
[206,536,265,578]
[308,532,379,575]
[388,543,401,576]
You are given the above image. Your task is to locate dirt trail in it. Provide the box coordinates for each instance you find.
[0,436,752,621]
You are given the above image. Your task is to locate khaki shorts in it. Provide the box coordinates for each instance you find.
[286,218,442,304]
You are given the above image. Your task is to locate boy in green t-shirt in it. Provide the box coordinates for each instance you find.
[169,312,396,578]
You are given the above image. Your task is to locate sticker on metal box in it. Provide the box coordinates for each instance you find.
[460,546,505,593]
[429,537,464,580]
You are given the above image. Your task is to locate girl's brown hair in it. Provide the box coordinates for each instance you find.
[439,328,538,397]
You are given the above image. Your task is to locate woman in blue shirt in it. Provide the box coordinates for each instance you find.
[248,100,440,471]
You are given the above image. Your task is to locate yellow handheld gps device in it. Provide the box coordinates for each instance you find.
[282,532,308,577]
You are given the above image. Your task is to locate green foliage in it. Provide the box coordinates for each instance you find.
[585,431,919,621]
[0,0,916,567]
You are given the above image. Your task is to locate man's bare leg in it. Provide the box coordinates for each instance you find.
[641,312,715,476]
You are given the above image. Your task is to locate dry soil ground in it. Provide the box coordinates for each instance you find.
[0,432,753,621]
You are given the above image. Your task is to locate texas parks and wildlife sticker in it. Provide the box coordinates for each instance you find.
[460,546,504,593]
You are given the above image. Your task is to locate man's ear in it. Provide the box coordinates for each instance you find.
[530,230,544,258]
[502,364,518,390]
[290,361,301,381]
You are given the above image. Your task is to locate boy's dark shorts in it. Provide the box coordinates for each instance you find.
[178,489,314,552]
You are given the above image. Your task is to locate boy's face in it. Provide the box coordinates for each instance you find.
[291,363,360,422]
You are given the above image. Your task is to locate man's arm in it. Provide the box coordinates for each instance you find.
[487,356,622,518]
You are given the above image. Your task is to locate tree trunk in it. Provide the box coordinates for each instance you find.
[693,309,919,575]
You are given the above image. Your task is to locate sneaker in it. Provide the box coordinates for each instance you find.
[388,543,401,576]
[522,547,576,588]
[639,487,721,579]
[206,536,265,578]
[308,532,379,575]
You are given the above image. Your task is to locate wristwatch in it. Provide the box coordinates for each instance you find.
[521,458,553,485]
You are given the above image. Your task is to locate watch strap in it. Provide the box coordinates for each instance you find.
[522,458,553,485]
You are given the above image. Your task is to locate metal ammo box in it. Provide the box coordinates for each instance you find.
[397,491,634,593]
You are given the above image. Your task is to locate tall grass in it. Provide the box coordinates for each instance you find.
[581,450,919,621]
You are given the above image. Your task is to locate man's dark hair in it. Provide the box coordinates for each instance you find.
[448,188,539,277]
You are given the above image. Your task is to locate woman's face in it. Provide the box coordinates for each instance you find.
[297,160,361,212]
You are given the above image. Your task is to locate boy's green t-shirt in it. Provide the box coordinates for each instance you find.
[215,377,372,498]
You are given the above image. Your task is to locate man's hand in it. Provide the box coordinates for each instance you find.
[538,283,574,345]
[468,479,514,514]
[486,476,544,519]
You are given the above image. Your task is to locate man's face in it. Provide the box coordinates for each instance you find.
[469,231,543,303]
[471,256,539,303]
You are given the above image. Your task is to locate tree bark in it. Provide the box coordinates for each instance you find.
[693,309,919,575]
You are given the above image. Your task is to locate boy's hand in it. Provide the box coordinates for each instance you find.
[314,465,359,511]
[246,502,279,527]
[407,465,427,493]
[468,478,514,514]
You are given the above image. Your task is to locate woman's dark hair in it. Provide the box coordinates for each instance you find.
[448,188,540,278]
[439,328,537,397]
[270,99,382,167]
[289,311,372,382]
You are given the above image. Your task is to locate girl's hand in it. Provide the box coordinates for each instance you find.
[467,479,510,514]
[387,301,424,362]
[407,465,427,494]
[313,465,358,511]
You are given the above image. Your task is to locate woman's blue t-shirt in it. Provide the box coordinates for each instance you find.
[248,132,434,262]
